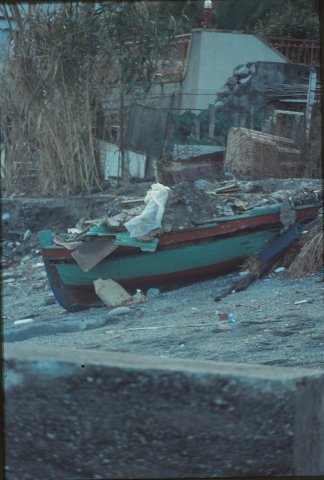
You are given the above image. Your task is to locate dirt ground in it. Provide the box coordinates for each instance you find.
[3,254,324,369]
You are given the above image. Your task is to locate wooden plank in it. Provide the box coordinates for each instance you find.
[208,104,215,139]
[71,237,118,272]
[215,183,240,193]
[121,198,145,205]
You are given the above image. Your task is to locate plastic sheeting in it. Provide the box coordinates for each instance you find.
[124,183,170,240]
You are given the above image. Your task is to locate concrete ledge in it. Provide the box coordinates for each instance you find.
[4,345,324,479]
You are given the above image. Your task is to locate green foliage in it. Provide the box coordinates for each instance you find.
[151,1,204,32]
[172,109,229,146]
[153,0,320,39]
[94,2,179,93]
[172,110,207,143]
[250,2,320,38]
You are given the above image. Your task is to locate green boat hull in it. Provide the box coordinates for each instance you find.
[57,228,280,286]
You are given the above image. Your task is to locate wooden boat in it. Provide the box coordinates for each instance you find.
[39,202,321,312]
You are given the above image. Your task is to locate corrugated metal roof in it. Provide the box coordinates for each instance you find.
[173,144,225,161]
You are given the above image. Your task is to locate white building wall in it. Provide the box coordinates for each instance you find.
[180,30,288,110]
[96,140,146,179]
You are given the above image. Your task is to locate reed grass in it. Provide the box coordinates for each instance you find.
[287,223,323,277]
[0,4,109,195]
[0,3,178,194]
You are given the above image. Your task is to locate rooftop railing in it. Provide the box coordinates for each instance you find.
[175,33,321,66]
[263,36,320,65]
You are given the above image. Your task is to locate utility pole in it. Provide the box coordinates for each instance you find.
[304,68,317,177]
[305,68,317,141]
[119,87,125,182]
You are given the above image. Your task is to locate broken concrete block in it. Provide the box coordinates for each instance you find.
[224,127,303,179]
[94,279,132,307]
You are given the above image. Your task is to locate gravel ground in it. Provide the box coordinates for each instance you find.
[3,256,324,369]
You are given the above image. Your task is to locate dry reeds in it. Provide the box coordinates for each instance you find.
[0,3,178,195]
[0,4,112,195]
[287,222,323,277]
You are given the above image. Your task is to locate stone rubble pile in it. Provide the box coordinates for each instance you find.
[102,178,322,233]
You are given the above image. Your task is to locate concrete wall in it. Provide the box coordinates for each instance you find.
[2,196,114,234]
[181,30,288,109]
[4,345,324,480]
[144,30,288,112]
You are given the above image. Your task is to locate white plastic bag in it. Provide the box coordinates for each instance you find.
[124,183,170,239]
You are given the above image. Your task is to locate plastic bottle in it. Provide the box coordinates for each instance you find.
[134,289,143,301]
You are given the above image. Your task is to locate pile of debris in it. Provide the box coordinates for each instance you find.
[83,178,322,234]
[2,178,322,278]
[1,214,40,269]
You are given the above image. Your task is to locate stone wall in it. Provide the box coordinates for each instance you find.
[224,127,304,179]
[4,345,324,479]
